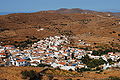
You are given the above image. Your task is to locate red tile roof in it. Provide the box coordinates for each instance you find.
[16,59,26,62]
[59,62,66,65]
[4,45,14,47]
[0,53,6,55]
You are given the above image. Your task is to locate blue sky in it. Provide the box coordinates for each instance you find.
[0,0,119,12]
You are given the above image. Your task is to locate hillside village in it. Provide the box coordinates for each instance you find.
[0,35,120,71]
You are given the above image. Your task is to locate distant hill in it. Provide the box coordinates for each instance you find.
[47,8,120,17]
[0,12,33,15]
[0,12,13,15]
[99,9,120,13]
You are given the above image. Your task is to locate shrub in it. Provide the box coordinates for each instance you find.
[21,70,39,80]
[76,67,91,72]
[21,70,28,79]
[96,71,101,74]
[37,63,51,67]
[107,76,120,80]
[81,55,91,64]
[96,67,102,71]
[66,78,72,80]
[69,69,73,71]
[118,34,120,36]
[87,58,106,68]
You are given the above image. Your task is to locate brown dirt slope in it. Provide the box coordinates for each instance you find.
[0,67,43,80]
[0,67,120,80]
[1,9,120,47]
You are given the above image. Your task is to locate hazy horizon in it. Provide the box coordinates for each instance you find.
[0,8,120,15]
[0,0,119,12]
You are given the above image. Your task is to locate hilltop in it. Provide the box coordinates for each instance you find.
[1,8,120,49]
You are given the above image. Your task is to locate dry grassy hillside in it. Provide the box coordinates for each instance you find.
[0,67,120,80]
[0,67,43,80]
[1,9,120,49]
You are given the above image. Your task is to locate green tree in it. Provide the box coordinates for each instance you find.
[108,76,120,80]
[21,70,40,80]
[76,67,91,72]
[81,55,92,64]
[87,58,106,68]
[107,58,113,64]
[37,63,51,67]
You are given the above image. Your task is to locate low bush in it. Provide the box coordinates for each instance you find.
[107,76,120,80]
[21,70,40,80]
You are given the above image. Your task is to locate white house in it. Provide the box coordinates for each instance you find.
[4,45,15,49]
[0,53,6,58]
[60,66,76,71]
[51,63,63,68]
[15,59,29,66]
